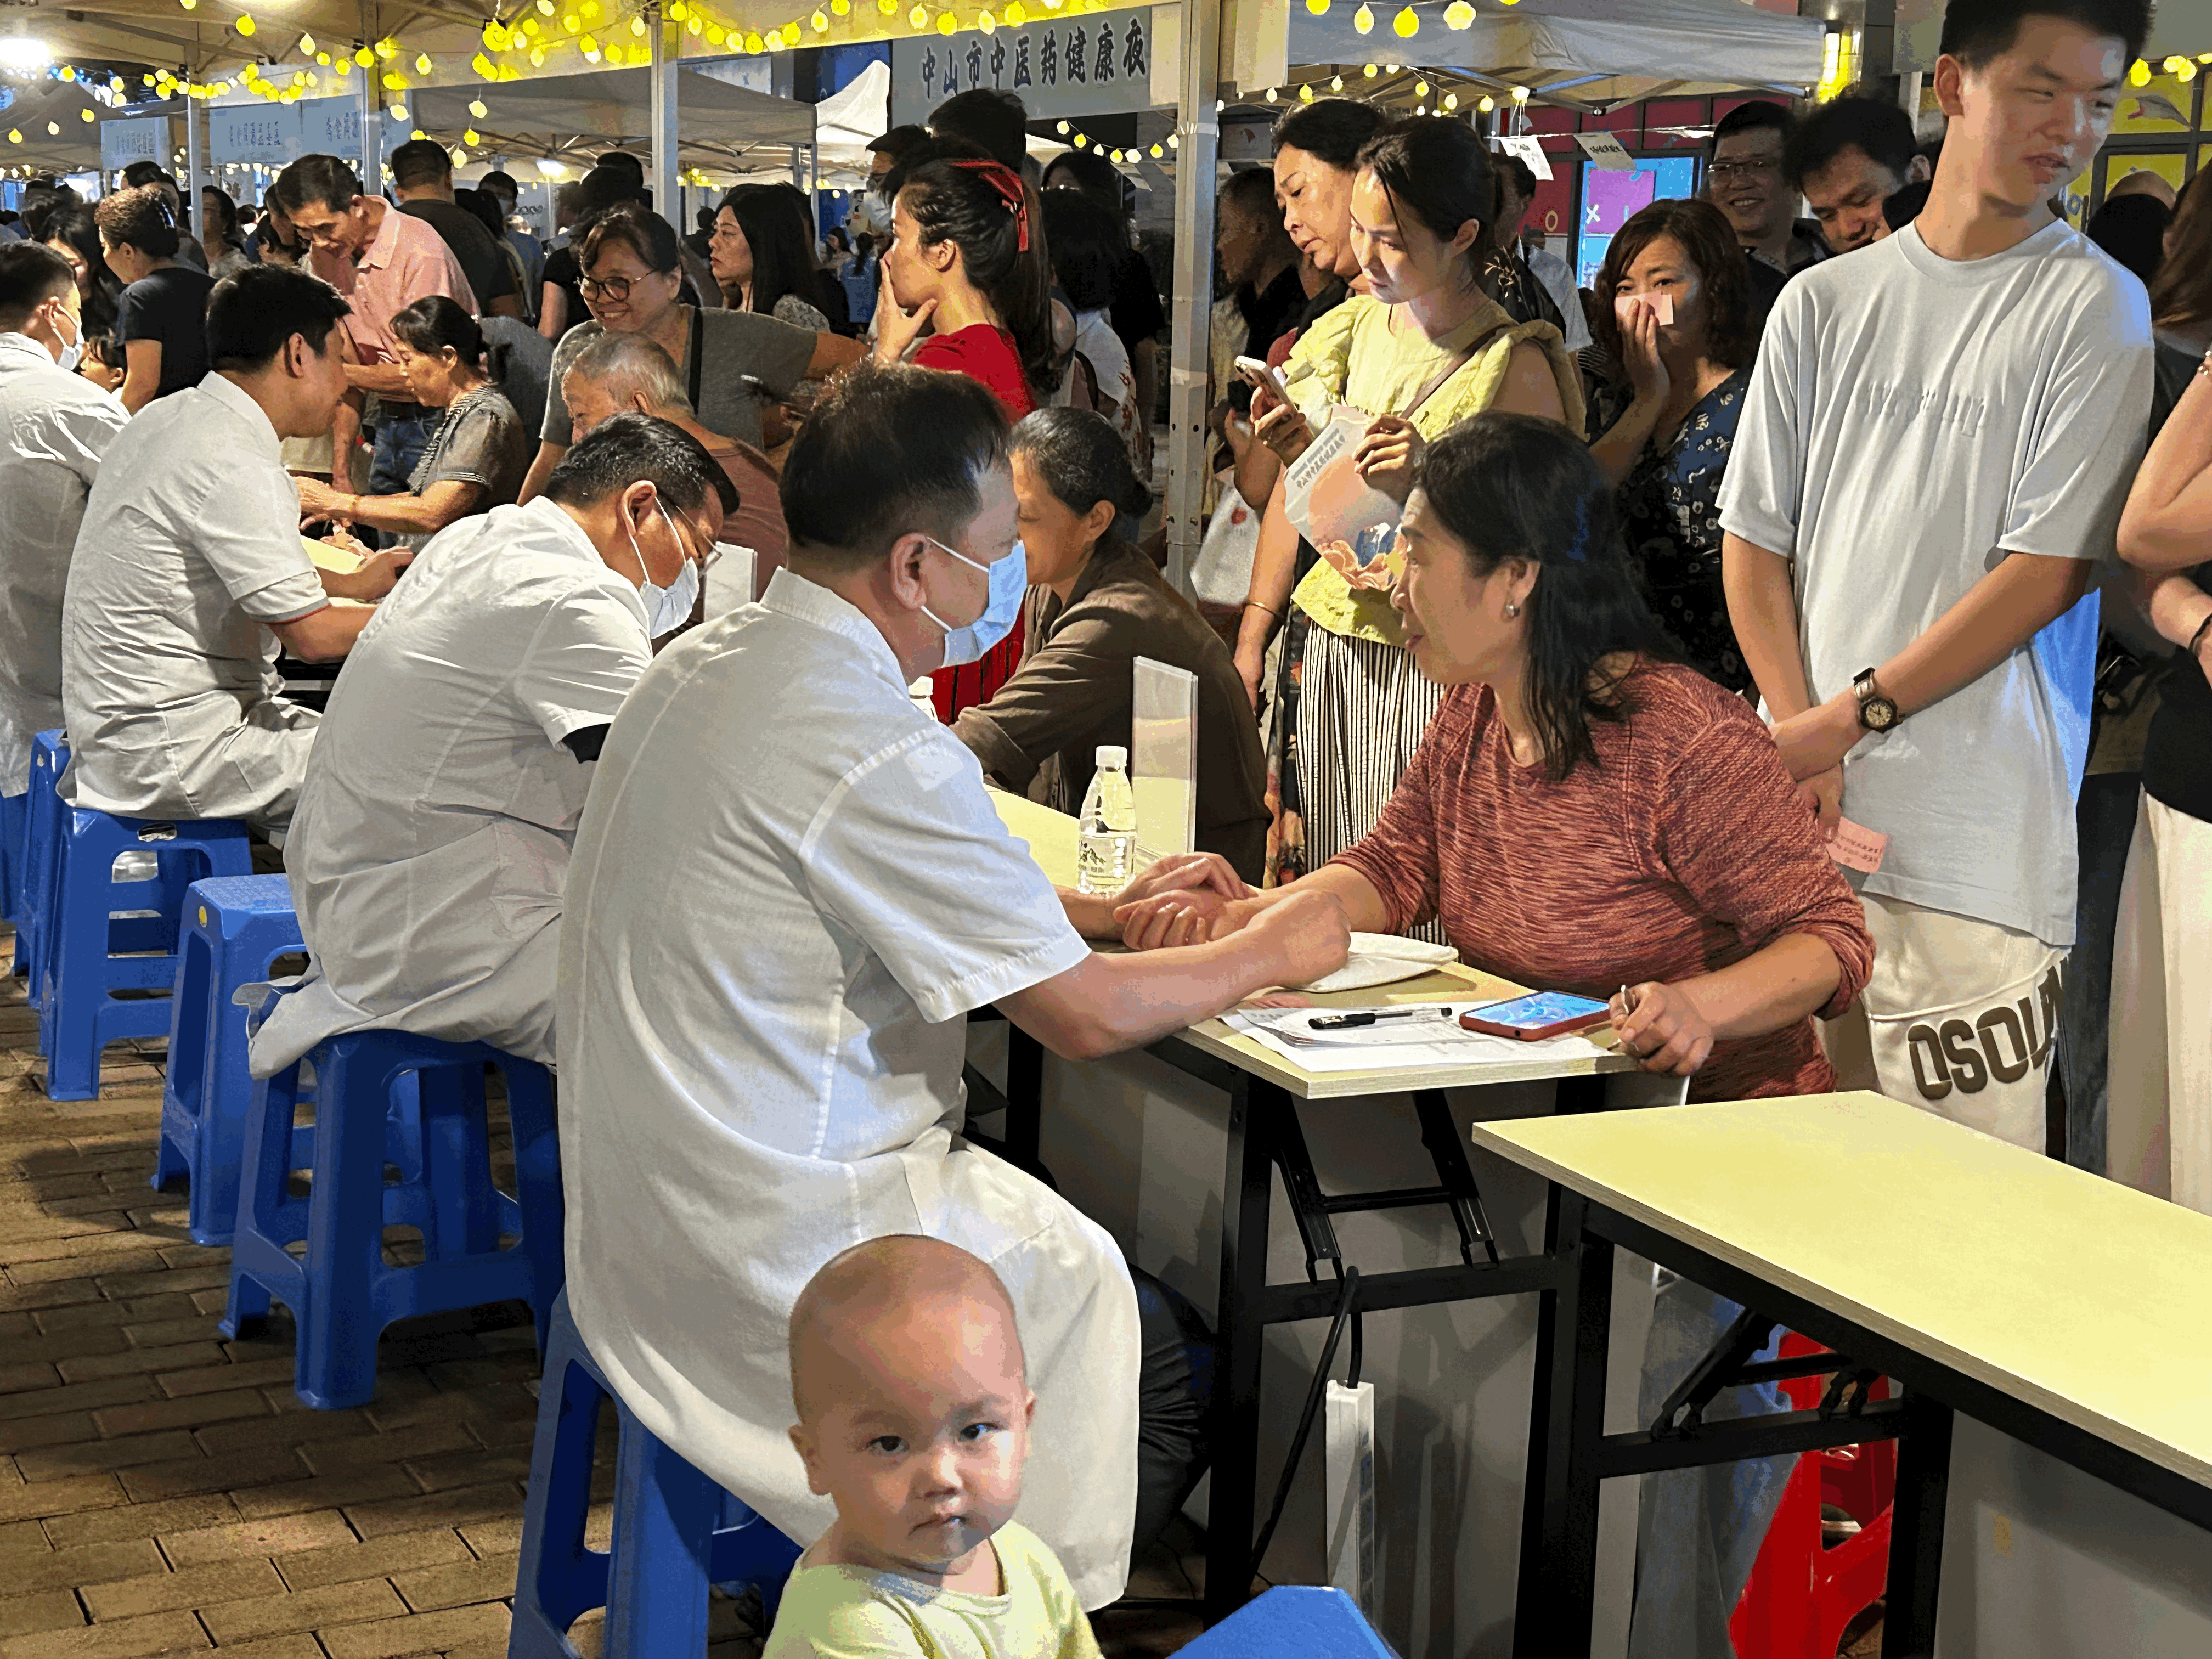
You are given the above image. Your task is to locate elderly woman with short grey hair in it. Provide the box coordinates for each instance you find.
[950,407,1270,880]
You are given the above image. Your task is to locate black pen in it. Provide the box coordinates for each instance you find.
[1307,1006,1452,1031]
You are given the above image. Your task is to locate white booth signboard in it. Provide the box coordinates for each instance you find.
[100,117,171,172]
[889,5,1161,126]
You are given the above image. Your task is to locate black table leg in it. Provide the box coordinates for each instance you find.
[1511,1187,1615,1659]
[1003,1027,1044,1169]
[1882,1391,1954,1659]
[1205,1071,1275,1623]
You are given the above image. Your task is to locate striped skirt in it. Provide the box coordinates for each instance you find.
[1294,626,1448,944]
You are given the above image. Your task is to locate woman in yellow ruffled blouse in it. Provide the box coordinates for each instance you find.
[1236,116,1585,904]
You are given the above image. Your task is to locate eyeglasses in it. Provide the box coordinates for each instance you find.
[1707,157,1781,183]
[578,271,668,302]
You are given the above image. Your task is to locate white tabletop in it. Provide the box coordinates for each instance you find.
[1471,1091,2212,1493]
[991,788,1635,1101]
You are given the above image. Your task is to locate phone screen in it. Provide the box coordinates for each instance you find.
[1476,991,1611,1030]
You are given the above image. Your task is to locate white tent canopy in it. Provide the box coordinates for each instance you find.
[410,64,814,174]
[1286,0,1825,106]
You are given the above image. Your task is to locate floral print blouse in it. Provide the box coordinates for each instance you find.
[1608,368,1754,696]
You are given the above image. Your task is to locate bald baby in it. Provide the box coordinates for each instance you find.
[785,1236,1037,1591]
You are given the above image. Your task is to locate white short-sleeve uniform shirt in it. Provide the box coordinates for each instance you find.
[249,500,651,1076]
[60,371,329,827]
[557,570,1139,1609]
[0,331,128,793]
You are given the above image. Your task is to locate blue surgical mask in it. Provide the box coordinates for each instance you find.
[628,503,702,639]
[919,535,1026,668]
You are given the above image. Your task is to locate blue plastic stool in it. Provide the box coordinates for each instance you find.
[1177,1587,1398,1656]
[222,1030,565,1410]
[510,1290,802,1659]
[1,789,23,926]
[40,806,253,1100]
[12,730,69,989]
[153,876,307,1245]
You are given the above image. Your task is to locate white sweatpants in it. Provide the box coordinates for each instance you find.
[2107,790,2212,1214]
[1821,891,2065,1153]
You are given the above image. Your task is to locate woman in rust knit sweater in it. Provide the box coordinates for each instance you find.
[1119,411,1873,1102]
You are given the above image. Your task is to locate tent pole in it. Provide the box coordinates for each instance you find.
[359,0,380,191]
[1161,0,1223,597]
[184,95,205,212]
[651,3,680,227]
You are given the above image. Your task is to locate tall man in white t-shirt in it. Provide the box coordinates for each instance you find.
[1718,0,2154,1151]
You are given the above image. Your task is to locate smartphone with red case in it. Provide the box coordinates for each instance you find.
[1459,991,1613,1041]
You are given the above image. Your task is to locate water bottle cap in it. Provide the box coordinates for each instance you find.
[1096,744,1127,770]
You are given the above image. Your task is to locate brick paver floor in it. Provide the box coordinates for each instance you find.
[0,922,1205,1658]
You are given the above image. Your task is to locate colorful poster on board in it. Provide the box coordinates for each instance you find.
[1575,154,1699,289]
[889,7,1160,126]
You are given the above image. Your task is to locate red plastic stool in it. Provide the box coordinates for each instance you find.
[1728,1333,1895,1659]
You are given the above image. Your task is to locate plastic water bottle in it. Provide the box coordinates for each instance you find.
[1076,744,1137,895]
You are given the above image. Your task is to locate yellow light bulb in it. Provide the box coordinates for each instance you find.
[1352,3,1373,34]
[235,12,256,35]
[1393,5,1417,36]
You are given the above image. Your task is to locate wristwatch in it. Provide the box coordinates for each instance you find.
[1853,668,1900,733]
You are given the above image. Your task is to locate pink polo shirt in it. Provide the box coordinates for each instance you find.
[311,200,473,371]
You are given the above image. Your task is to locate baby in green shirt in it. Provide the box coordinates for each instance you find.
[763,1234,1105,1659]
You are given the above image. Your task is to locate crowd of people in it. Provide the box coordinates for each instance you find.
[0,0,2202,1648]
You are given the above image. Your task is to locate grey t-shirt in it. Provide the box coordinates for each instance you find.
[406,386,531,549]
[542,307,816,450]
[1716,219,2152,948]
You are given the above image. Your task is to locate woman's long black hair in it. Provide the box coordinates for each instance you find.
[1413,413,1681,782]
[717,183,823,318]
[898,154,1057,405]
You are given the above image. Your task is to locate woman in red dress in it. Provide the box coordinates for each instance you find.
[874,152,1058,718]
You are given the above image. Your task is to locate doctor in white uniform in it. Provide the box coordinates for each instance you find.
[557,363,1349,1607]
[60,266,411,832]
[0,242,126,800]
[249,414,733,1077]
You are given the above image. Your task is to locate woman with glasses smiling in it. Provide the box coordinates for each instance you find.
[520,204,863,505]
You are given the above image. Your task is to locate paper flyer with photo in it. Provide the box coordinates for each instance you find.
[1283,406,1403,591]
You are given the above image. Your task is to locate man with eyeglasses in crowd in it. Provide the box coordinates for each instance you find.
[1706,100,1830,317]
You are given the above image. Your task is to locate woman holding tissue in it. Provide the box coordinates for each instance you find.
[1587,199,1762,695]
[1237,117,1583,902]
